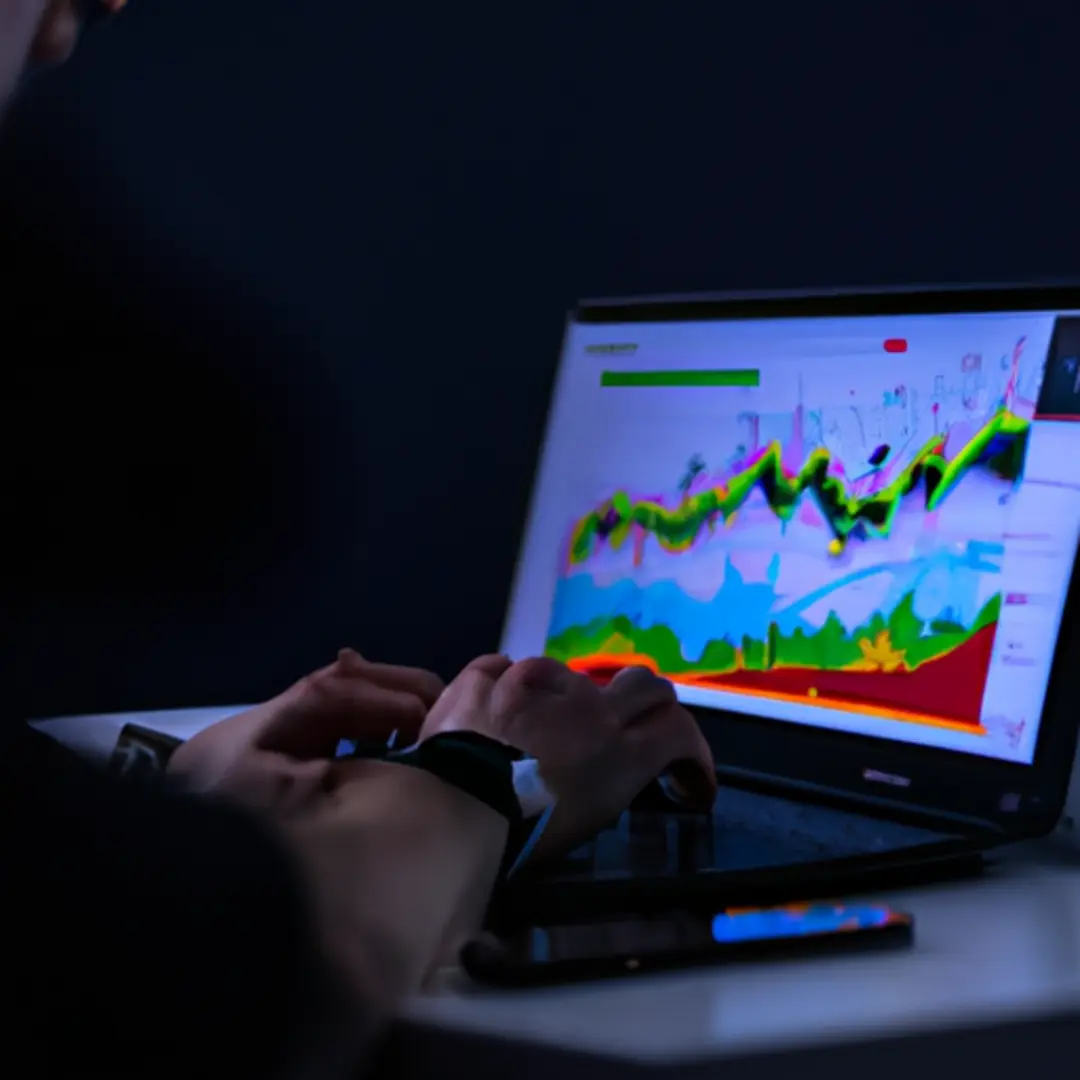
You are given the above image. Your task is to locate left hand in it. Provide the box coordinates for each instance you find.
[168,648,444,814]
[421,655,717,861]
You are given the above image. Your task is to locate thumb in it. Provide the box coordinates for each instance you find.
[489,656,580,719]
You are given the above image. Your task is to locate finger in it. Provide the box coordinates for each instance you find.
[626,703,718,810]
[504,656,578,694]
[335,648,445,709]
[457,653,514,680]
[260,680,429,759]
[602,666,677,724]
[421,659,504,736]
[489,657,588,725]
[664,757,719,807]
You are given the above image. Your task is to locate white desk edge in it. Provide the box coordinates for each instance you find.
[32,707,1080,1065]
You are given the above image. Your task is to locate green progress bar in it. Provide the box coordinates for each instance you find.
[600,369,760,388]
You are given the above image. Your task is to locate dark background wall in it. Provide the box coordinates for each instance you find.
[3,1,1078,718]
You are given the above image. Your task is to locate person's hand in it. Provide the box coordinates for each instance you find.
[421,655,717,862]
[169,649,509,1020]
[168,648,444,813]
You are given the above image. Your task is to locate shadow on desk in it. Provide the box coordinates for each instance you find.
[371,1009,1079,1080]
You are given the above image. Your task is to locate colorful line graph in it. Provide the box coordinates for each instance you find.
[568,406,1030,562]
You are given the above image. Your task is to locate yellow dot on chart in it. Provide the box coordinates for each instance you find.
[827,539,843,556]
[808,687,818,698]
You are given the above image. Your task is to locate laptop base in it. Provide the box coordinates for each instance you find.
[491,783,991,928]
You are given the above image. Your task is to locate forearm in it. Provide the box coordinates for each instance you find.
[285,759,509,1008]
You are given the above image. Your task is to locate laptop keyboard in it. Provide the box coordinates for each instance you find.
[541,785,951,883]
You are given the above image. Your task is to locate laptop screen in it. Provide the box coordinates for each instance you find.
[501,306,1080,766]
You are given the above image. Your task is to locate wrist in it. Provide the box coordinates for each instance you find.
[385,733,524,824]
[329,758,512,861]
[384,736,557,876]
[286,760,509,1006]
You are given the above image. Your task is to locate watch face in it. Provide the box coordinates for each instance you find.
[108,724,182,780]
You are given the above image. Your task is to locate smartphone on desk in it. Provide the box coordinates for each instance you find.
[462,903,914,987]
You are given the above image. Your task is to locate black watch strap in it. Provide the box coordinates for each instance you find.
[360,732,554,877]
[384,733,523,824]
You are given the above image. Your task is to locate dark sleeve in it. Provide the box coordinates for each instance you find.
[2,724,341,1079]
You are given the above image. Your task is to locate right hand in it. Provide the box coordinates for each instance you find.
[421,655,717,862]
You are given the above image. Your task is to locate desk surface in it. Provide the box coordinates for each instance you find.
[34,707,1080,1067]
[411,841,1080,1063]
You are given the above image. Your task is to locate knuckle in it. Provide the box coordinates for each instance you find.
[653,674,678,700]
[466,654,513,679]
[610,664,675,698]
[509,656,571,692]
[296,669,330,703]
[438,670,491,713]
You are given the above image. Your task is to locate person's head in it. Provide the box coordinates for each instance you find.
[0,0,123,112]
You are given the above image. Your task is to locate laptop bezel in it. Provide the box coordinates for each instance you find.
[505,281,1080,841]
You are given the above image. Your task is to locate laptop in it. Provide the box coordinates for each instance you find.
[494,283,1080,922]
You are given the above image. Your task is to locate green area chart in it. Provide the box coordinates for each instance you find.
[568,407,1030,562]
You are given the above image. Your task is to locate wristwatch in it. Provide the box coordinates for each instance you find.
[384,733,523,823]
[383,733,556,877]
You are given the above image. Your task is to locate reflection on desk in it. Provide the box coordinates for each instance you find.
[412,843,1080,1064]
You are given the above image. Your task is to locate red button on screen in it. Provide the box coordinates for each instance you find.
[884,338,908,354]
